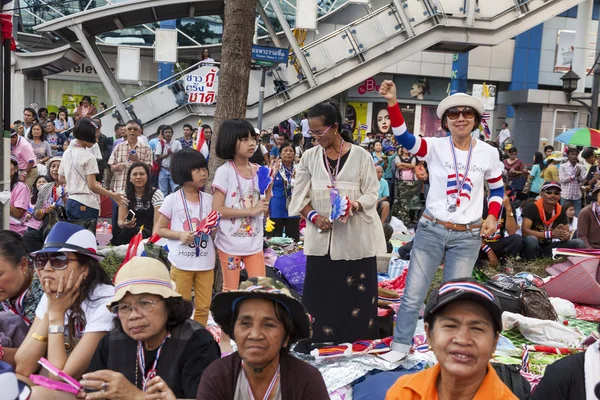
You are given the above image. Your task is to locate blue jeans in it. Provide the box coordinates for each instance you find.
[391,211,482,350]
[561,198,582,216]
[65,199,99,221]
[159,168,177,196]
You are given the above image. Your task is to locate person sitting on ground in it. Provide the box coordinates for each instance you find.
[11,129,38,189]
[530,322,600,400]
[0,231,44,365]
[78,257,220,400]
[76,95,97,118]
[9,155,31,236]
[521,181,585,260]
[564,202,578,238]
[383,223,394,253]
[15,222,114,387]
[577,183,600,248]
[385,278,517,400]
[112,162,164,246]
[197,277,330,400]
[45,120,67,157]
[542,152,562,182]
[23,157,66,253]
[376,165,391,223]
[479,181,523,268]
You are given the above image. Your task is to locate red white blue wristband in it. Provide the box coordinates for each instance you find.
[482,244,491,253]
[545,231,552,240]
[307,210,319,224]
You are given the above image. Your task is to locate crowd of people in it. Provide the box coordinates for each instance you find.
[4,84,600,399]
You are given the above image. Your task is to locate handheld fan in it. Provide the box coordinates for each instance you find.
[317,194,351,233]
[265,218,275,233]
[194,210,221,236]
[257,165,273,199]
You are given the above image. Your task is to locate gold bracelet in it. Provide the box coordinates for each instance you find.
[32,333,48,342]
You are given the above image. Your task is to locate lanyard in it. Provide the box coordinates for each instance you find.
[230,161,256,209]
[180,189,205,255]
[137,333,170,391]
[1,288,31,326]
[242,362,280,400]
[449,137,474,206]
[322,140,344,189]
[280,163,294,197]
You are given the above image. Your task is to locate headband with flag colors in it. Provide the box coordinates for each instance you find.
[438,281,496,302]
[194,121,210,162]
[387,102,503,219]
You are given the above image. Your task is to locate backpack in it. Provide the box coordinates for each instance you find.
[491,363,531,400]
[521,286,558,321]
[484,279,522,314]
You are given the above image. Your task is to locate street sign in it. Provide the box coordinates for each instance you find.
[255,60,275,67]
[251,45,289,65]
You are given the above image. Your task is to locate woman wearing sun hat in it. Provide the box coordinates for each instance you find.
[76,256,220,400]
[542,151,562,182]
[378,81,505,362]
[385,278,518,400]
[15,222,114,383]
[197,277,329,400]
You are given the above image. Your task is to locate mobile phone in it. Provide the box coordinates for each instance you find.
[125,210,136,222]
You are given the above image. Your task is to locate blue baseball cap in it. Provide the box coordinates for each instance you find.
[31,221,103,260]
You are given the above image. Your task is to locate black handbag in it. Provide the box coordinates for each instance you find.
[42,206,96,240]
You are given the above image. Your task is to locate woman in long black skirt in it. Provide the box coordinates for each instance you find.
[288,102,387,352]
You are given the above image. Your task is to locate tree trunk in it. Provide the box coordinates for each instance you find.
[207,0,256,184]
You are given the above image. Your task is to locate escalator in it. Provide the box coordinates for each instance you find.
[84,0,585,134]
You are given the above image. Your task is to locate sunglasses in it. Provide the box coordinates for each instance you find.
[32,253,76,270]
[544,190,561,195]
[446,107,475,120]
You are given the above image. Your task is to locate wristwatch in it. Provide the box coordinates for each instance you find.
[48,325,65,334]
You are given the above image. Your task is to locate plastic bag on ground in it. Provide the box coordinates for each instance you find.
[549,297,577,318]
[389,216,409,234]
[502,311,585,348]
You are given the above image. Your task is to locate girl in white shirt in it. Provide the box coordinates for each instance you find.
[212,120,268,293]
[156,149,215,326]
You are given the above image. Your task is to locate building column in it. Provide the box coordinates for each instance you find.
[573,0,594,93]
[158,20,176,82]
[450,52,469,94]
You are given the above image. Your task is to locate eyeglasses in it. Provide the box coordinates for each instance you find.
[32,253,76,270]
[544,190,561,195]
[111,300,160,317]
[308,125,332,136]
[126,127,139,132]
[446,107,475,120]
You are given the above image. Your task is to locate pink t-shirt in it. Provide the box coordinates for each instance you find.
[10,182,30,235]
[11,136,37,170]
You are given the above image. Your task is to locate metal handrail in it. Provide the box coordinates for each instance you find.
[93,60,221,120]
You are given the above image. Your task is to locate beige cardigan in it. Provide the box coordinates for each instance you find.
[289,144,387,260]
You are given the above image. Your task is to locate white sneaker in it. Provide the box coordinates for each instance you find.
[379,349,409,363]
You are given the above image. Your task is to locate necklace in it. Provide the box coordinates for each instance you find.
[242,361,280,400]
[322,139,345,204]
[136,333,171,391]
[180,189,206,255]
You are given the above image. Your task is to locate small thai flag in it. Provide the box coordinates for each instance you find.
[195,125,210,162]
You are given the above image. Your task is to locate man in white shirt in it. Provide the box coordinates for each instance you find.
[288,117,297,134]
[300,112,311,149]
[498,123,511,150]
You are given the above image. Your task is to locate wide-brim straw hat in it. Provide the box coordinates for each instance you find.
[107,256,181,310]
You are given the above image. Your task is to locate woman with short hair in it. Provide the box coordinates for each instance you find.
[77,257,220,399]
[197,277,329,399]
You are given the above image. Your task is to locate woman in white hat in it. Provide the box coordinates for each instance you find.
[378,81,504,362]
[15,222,114,385]
[78,256,220,400]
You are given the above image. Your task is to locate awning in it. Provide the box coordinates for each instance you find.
[13,45,86,77]
[34,0,224,42]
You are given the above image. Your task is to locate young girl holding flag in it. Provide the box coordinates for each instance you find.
[156,149,218,326]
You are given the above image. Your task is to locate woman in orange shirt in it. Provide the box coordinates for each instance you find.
[385,278,517,400]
